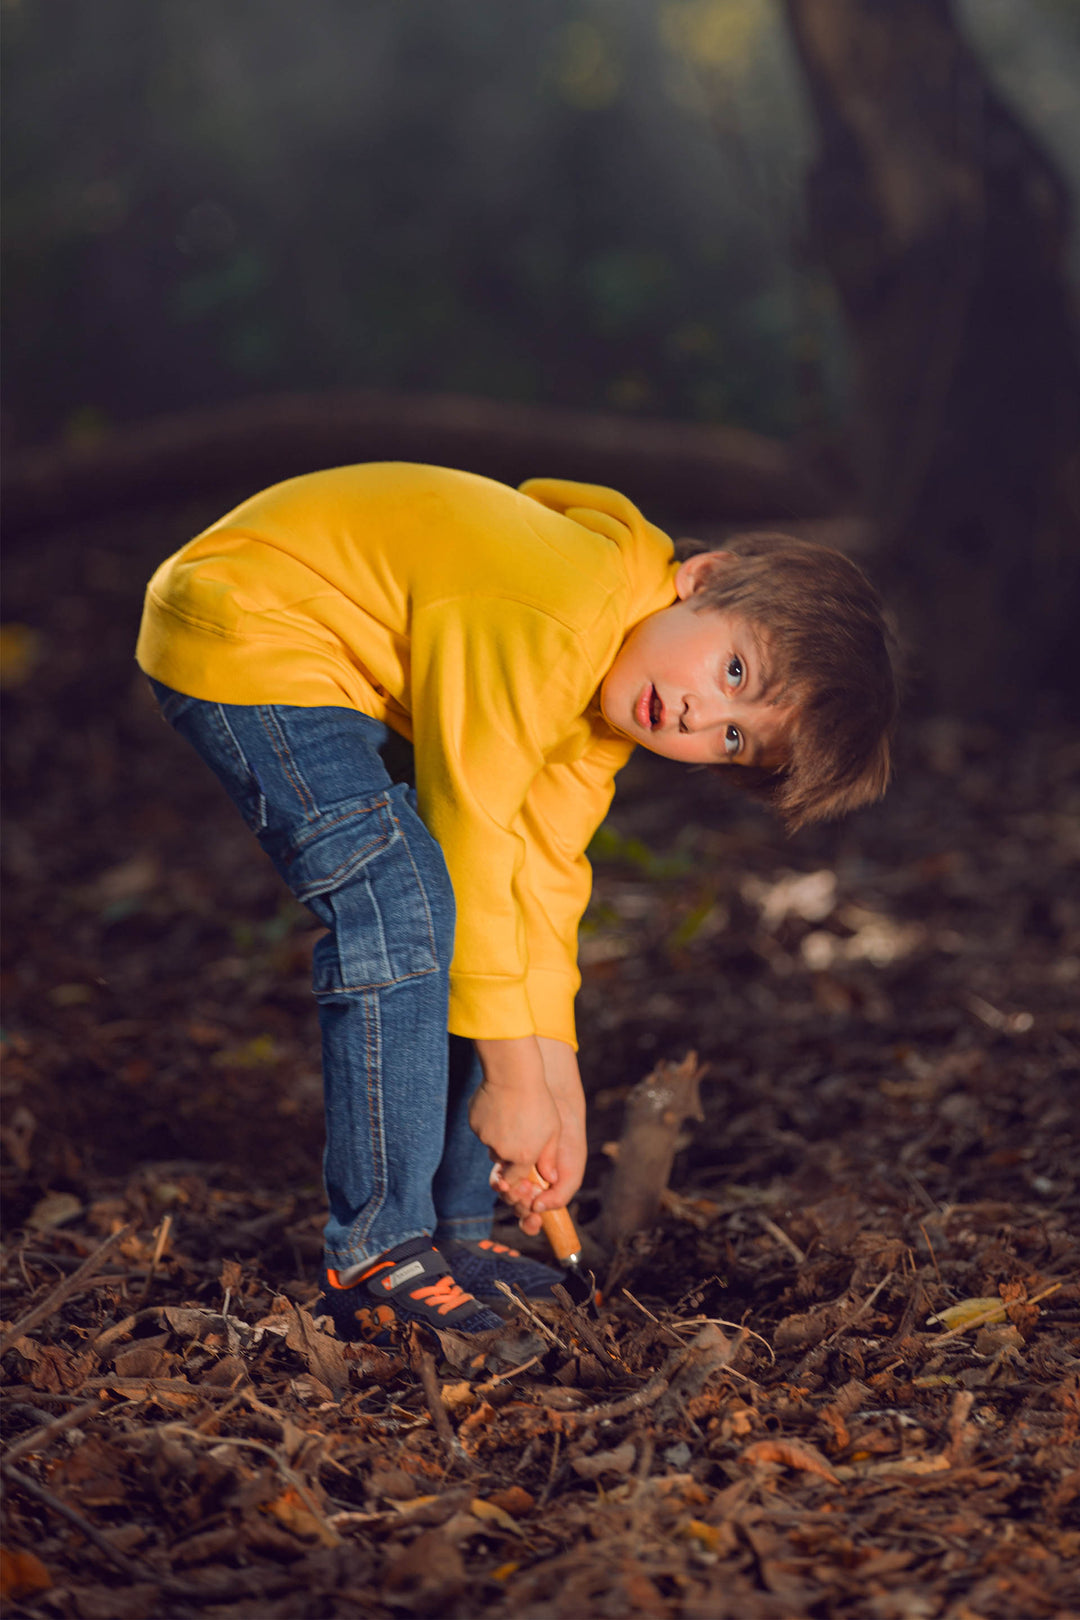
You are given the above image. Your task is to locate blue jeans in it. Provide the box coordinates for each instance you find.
[149,681,496,1270]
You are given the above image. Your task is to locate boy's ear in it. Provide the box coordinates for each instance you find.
[674,549,736,599]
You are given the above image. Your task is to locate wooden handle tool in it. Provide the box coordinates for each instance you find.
[492,1163,593,1302]
[528,1169,585,1269]
[539,1205,583,1266]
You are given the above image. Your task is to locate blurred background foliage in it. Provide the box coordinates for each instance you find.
[4,0,1078,453]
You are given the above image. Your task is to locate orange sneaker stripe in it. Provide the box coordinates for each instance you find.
[328,1257,396,1291]
[411,1275,476,1315]
[356,1258,396,1284]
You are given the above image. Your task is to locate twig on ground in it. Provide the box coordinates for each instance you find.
[138,1212,173,1304]
[0,1226,131,1356]
[621,1288,690,1348]
[495,1280,567,1349]
[756,1212,807,1265]
[0,1388,100,1406]
[2,1398,104,1467]
[193,1364,252,1432]
[536,1430,562,1509]
[920,1221,944,1285]
[673,1388,706,1443]
[551,1283,619,1370]
[618,1290,774,1369]
[239,1385,289,1425]
[678,1316,775,1364]
[547,1346,693,1428]
[409,1325,471,1471]
[479,1354,540,1390]
[821,1272,896,1348]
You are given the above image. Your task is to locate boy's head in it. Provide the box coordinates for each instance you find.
[599,532,899,830]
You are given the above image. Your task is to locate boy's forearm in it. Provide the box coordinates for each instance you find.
[533,1036,587,1213]
[536,1035,583,1104]
[474,1036,583,1127]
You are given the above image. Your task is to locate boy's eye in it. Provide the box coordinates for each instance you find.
[725,655,743,688]
[724,724,742,758]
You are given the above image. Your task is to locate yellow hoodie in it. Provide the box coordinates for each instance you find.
[137,463,678,1043]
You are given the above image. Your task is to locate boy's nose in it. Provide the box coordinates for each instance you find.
[683,694,724,731]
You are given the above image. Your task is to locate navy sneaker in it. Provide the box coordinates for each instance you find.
[316,1237,503,1341]
[437,1237,564,1301]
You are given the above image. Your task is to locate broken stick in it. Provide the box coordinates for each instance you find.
[601,1053,707,1246]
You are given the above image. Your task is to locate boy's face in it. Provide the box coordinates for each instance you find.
[599,552,793,769]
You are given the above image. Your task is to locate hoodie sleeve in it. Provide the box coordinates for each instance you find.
[409,592,608,1040]
[510,737,633,1044]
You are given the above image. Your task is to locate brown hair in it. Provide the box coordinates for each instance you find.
[679,533,900,830]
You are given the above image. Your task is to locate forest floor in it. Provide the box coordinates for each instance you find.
[1,502,1078,1619]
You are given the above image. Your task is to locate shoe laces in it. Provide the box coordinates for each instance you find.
[477,1239,521,1257]
[411,1274,477,1316]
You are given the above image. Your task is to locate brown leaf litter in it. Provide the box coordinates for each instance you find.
[3,511,1080,1615]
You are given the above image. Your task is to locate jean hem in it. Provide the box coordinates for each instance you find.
[433,1214,496,1244]
[324,1225,431,1273]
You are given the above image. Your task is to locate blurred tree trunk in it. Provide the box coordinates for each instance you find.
[783,0,1080,715]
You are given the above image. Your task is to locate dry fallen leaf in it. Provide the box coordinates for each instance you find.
[742,1439,841,1484]
[570,1441,637,1479]
[0,1546,51,1600]
[486,1485,534,1518]
[262,1486,338,1547]
[469,1497,524,1536]
[440,1378,475,1413]
[864,1454,951,1477]
[26,1191,83,1229]
[458,1399,497,1451]
[927,1297,1007,1330]
[681,1519,737,1555]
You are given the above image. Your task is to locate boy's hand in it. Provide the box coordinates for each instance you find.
[470,1037,561,1181]
[486,1037,587,1236]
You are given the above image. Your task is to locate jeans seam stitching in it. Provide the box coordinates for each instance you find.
[213,705,264,828]
[317,964,438,994]
[355,988,387,1259]
[295,837,393,896]
[389,806,441,965]
[291,798,392,851]
[258,706,316,815]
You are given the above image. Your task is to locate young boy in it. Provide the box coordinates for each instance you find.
[136,463,896,1339]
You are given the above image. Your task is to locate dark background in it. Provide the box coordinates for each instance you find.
[4,0,1080,716]
[3,0,845,442]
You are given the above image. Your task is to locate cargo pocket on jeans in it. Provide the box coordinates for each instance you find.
[278,795,442,993]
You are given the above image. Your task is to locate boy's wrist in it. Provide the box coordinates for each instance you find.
[475,1034,542,1087]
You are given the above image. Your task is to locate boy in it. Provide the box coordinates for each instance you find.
[137,463,896,1339]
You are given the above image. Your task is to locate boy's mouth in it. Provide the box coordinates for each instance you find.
[636,684,663,731]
